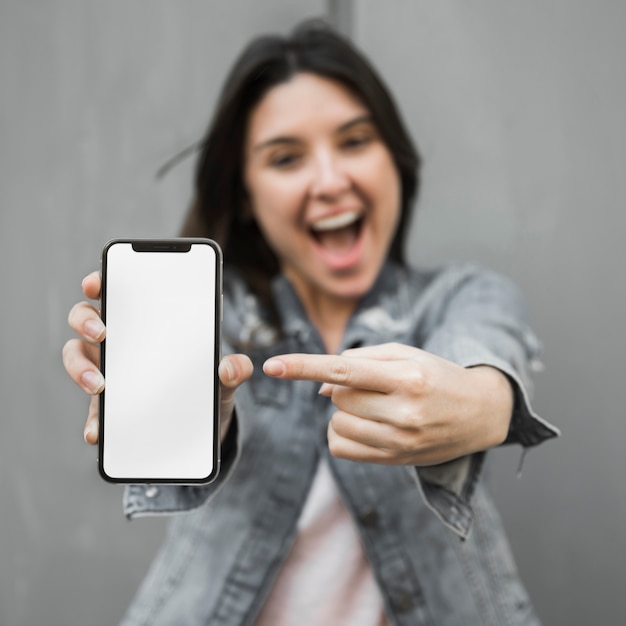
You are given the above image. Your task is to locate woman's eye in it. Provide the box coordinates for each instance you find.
[269,152,301,169]
[342,134,372,150]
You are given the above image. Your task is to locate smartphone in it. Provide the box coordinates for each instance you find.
[99,238,222,484]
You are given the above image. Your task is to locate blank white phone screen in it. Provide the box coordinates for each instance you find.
[102,242,218,481]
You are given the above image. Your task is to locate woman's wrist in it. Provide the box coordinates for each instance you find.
[466,365,514,450]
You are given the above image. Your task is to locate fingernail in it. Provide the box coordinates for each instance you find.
[83,423,96,444]
[82,272,98,288]
[318,383,333,396]
[263,358,285,377]
[81,370,104,394]
[220,358,235,383]
[84,319,105,341]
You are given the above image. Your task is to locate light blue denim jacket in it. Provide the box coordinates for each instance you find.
[120,261,559,626]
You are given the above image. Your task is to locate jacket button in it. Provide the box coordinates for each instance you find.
[145,486,159,498]
[361,509,379,526]
[396,593,414,611]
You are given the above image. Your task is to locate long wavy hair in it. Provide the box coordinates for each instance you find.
[180,20,421,323]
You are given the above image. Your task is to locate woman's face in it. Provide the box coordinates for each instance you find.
[244,72,401,313]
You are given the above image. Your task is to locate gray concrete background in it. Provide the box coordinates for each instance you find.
[1,1,624,624]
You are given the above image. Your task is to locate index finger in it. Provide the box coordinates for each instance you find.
[263,353,396,393]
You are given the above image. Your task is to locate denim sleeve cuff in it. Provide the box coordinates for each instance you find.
[410,345,559,539]
[411,453,485,539]
[424,330,560,446]
[459,349,560,447]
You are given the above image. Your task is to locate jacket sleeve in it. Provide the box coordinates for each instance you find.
[409,264,559,538]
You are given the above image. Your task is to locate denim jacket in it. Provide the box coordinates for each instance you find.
[120,261,559,626]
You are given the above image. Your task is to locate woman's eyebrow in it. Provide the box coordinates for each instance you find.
[252,115,375,153]
[337,114,374,133]
[252,136,300,153]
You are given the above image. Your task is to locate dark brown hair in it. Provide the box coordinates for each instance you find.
[181,20,421,317]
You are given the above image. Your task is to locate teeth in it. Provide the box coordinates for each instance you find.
[311,211,362,232]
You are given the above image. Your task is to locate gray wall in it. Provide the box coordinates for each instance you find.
[1,1,623,624]
[350,3,626,624]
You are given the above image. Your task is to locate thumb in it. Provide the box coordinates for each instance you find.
[218,354,253,436]
[219,354,254,396]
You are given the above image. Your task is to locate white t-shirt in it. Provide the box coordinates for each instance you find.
[254,458,389,626]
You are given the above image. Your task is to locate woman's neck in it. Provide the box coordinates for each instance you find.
[298,291,357,355]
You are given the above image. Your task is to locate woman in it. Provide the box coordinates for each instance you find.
[64,20,558,626]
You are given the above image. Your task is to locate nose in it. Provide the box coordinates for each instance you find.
[309,149,350,200]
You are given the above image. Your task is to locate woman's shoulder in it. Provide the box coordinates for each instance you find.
[398,259,516,297]
[396,260,526,319]
[406,259,509,284]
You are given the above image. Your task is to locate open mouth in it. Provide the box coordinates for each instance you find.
[309,210,364,256]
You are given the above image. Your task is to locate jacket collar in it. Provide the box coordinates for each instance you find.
[271,261,415,351]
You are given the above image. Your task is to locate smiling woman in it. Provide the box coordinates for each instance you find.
[243,73,401,340]
[63,18,558,626]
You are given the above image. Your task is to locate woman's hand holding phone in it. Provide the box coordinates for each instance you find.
[62,271,253,447]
